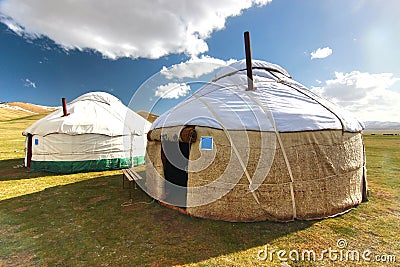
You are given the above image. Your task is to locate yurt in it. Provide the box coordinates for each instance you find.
[145,59,368,222]
[23,92,151,173]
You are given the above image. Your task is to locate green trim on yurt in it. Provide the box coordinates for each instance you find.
[30,156,144,173]
[132,156,145,166]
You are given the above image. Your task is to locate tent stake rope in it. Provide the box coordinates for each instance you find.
[121,198,155,207]
[245,92,297,219]
[192,94,261,205]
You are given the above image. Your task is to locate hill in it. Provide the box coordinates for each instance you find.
[136,110,159,123]
[1,101,158,123]
[0,102,57,121]
[363,121,400,135]
[8,102,57,114]
[364,121,400,130]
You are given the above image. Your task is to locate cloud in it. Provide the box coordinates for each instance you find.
[311,71,400,122]
[155,82,191,99]
[0,0,272,59]
[310,47,333,59]
[161,55,237,79]
[23,78,36,88]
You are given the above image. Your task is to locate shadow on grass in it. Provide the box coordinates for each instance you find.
[0,158,57,181]
[0,171,316,266]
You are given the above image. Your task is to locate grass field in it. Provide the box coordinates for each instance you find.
[0,113,398,266]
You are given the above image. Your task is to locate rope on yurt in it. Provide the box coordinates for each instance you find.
[192,94,261,205]
[268,71,347,133]
[212,67,291,83]
[245,92,298,220]
[121,198,155,207]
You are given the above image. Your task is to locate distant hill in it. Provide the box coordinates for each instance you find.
[136,110,159,123]
[364,121,400,131]
[8,102,57,114]
[1,102,159,123]
[0,102,57,121]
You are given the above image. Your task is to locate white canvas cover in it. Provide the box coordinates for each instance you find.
[23,92,152,172]
[152,60,364,133]
[23,91,151,137]
[30,134,139,161]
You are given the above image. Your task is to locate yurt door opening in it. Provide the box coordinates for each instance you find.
[161,140,190,208]
[25,133,33,169]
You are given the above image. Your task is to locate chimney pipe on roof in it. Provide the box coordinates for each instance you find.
[244,31,254,91]
[62,98,69,117]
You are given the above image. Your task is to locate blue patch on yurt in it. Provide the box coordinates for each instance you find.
[200,136,213,150]
[34,139,39,145]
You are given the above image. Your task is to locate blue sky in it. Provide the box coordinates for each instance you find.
[0,0,399,122]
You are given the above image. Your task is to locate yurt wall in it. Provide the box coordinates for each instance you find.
[29,133,133,173]
[146,126,365,222]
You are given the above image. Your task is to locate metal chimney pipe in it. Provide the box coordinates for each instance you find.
[244,31,254,91]
[62,98,69,116]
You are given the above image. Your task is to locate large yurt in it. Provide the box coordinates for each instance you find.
[23,92,151,173]
[145,59,368,222]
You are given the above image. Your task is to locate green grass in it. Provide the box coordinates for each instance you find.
[0,115,399,266]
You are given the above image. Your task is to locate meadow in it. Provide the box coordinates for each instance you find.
[0,112,398,266]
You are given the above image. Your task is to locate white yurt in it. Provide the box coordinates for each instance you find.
[23,92,151,173]
[145,59,368,222]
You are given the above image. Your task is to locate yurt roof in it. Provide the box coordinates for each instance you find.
[23,92,151,136]
[152,59,364,133]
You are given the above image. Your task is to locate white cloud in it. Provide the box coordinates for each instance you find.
[0,0,272,59]
[161,55,237,79]
[23,78,36,88]
[155,82,191,99]
[310,47,333,59]
[311,71,400,122]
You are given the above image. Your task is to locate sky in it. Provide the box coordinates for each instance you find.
[0,0,399,122]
